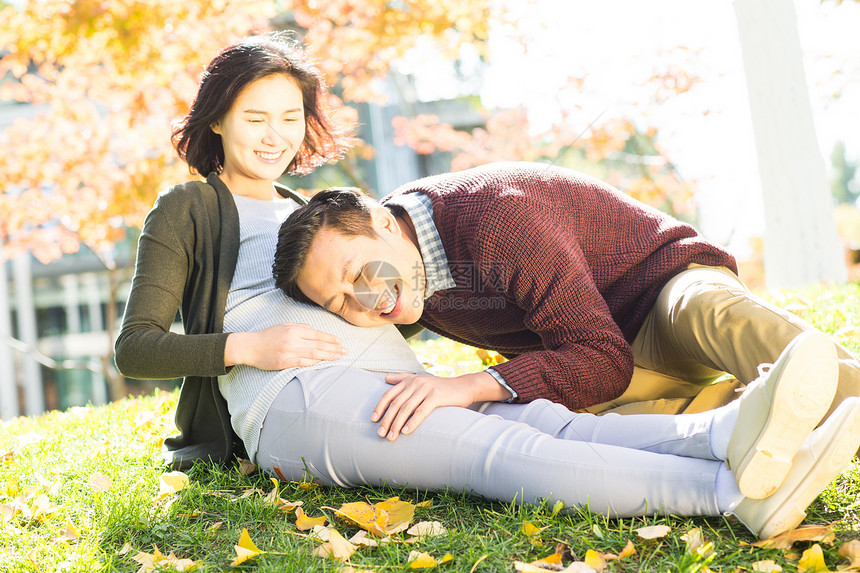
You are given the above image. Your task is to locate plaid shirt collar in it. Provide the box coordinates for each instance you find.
[384,192,455,299]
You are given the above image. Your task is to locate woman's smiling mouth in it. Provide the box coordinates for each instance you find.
[255,149,284,161]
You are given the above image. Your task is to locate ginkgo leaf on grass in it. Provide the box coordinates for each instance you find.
[314,528,356,562]
[155,471,189,501]
[635,524,671,539]
[295,507,328,531]
[133,546,198,573]
[230,528,266,566]
[407,550,452,569]
[797,544,832,573]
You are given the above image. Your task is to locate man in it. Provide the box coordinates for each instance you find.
[273,162,860,497]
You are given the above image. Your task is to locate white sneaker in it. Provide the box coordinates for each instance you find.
[727,331,838,499]
[731,396,860,539]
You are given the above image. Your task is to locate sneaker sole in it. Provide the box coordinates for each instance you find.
[756,400,860,539]
[735,332,839,499]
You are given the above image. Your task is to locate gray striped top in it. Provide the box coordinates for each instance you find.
[218,193,424,462]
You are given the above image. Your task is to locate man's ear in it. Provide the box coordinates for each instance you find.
[369,206,399,235]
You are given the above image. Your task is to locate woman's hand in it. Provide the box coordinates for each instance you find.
[225,323,346,370]
[372,371,513,441]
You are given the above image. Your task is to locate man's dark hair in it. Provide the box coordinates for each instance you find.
[171,32,350,177]
[273,188,378,303]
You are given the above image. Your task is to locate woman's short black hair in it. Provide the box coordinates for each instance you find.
[171,32,349,176]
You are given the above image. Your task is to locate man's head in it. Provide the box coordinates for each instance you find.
[273,188,427,326]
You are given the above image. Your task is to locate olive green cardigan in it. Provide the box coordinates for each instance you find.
[115,173,307,470]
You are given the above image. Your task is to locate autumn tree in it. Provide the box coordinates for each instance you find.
[0,0,508,399]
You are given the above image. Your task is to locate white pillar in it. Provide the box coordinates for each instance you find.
[13,255,44,415]
[734,0,846,287]
[61,274,81,334]
[82,273,107,404]
[0,253,19,420]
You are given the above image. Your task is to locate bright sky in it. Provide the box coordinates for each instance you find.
[409,0,860,256]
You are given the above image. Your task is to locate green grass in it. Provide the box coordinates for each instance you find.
[2,282,860,572]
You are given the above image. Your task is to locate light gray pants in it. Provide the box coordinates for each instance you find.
[256,365,724,518]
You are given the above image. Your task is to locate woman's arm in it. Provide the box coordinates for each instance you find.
[115,193,231,379]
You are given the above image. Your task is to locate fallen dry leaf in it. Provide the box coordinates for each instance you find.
[349,529,381,548]
[1,450,14,464]
[752,525,836,550]
[407,550,452,569]
[752,560,783,572]
[88,472,111,493]
[230,528,265,566]
[681,528,705,554]
[31,493,59,522]
[314,528,356,562]
[514,553,564,572]
[618,540,636,559]
[416,500,433,508]
[635,524,671,539]
[52,518,80,542]
[0,503,13,521]
[295,507,328,531]
[133,546,198,573]
[297,481,319,491]
[839,539,860,569]
[118,542,133,555]
[236,458,257,476]
[407,521,447,538]
[798,544,832,573]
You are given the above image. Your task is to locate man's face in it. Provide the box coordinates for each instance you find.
[296,209,427,327]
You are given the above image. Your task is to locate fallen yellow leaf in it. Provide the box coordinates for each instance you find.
[328,529,357,561]
[798,544,832,573]
[522,521,549,537]
[635,525,671,539]
[375,497,415,534]
[133,546,198,573]
[297,481,319,491]
[408,551,439,569]
[513,553,564,572]
[230,528,266,566]
[156,471,189,499]
[52,518,80,542]
[333,501,388,536]
[584,550,606,571]
[416,500,433,508]
[295,507,328,531]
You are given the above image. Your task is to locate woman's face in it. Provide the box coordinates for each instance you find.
[211,73,306,194]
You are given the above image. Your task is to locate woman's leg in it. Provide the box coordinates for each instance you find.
[255,366,722,519]
[478,398,717,460]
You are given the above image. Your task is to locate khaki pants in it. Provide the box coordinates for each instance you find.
[586,266,860,417]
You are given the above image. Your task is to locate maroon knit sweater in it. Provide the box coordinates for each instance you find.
[384,162,738,410]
